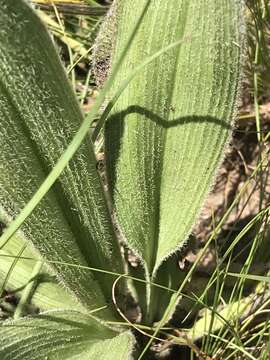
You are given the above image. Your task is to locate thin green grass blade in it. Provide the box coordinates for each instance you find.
[0,310,134,360]
[105,0,245,280]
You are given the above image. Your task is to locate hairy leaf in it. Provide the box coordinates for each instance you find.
[105,0,245,278]
[0,0,123,314]
[0,310,134,360]
[0,214,81,311]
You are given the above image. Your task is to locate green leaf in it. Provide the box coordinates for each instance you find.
[188,279,270,342]
[0,310,134,360]
[105,0,245,278]
[0,214,82,311]
[0,0,124,313]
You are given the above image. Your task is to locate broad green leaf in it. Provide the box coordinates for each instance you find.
[0,213,82,311]
[0,310,134,360]
[0,0,124,314]
[105,0,245,278]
